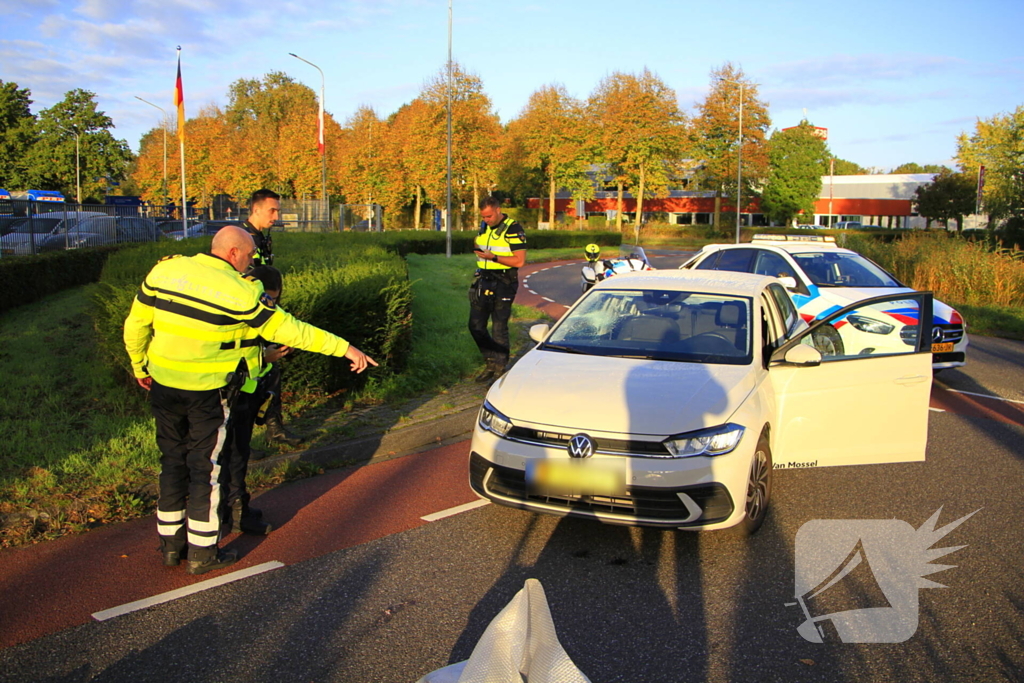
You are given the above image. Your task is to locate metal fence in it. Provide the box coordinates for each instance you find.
[0,198,393,257]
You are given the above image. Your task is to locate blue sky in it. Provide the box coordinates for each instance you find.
[2,0,1022,172]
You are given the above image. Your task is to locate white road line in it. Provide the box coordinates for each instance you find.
[542,297,555,302]
[527,289,538,295]
[929,407,946,413]
[947,389,1024,405]
[421,499,490,522]
[91,561,285,621]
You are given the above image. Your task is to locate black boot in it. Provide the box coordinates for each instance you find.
[231,499,272,535]
[264,417,304,447]
[159,541,185,567]
[186,547,238,575]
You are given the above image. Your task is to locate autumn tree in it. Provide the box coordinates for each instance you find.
[590,69,687,238]
[421,62,502,229]
[224,71,324,199]
[957,105,1024,224]
[914,169,977,231]
[385,98,446,229]
[691,63,770,233]
[0,80,38,189]
[32,89,133,203]
[336,106,384,223]
[831,158,867,175]
[510,84,591,229]
[761,121,829,226]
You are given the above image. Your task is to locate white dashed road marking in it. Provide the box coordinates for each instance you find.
[947,389,1024,405]
[421,499,490,522]
[91,561,286,621]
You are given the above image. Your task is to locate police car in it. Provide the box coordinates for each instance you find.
[469,269,934,533]
[679,235,967,370]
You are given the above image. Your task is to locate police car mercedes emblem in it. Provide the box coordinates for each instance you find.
[568,433,594,458]
[931,326,944,343]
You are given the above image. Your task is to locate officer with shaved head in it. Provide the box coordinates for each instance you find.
[124,226,376,574]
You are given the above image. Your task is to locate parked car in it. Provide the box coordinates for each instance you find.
[164,220,238,241]
[32,216,160,252]
[833,221,862,230]
[795,224,826,230]
[679,234,967,369]
[469,269,934,533]
[0,211,108,255]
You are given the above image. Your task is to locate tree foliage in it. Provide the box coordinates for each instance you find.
[32,89,133,202]
[589,69,687,236]
[891,162,949,175]
[691,63,771,231]
[0,80,38,189]
[914,169,976,231]
[761,121,829,226]
[510,84,591,227]
[957,105,1024,222]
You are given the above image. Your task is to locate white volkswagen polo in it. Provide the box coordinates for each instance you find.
[469,269,934,534]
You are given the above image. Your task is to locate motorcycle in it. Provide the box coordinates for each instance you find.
[580,245,653,294]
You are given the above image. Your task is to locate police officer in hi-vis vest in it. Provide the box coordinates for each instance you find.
[469,197,527,383]
[124,226,377,574]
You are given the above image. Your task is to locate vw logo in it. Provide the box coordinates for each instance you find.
[568,433,594,458]
[931,327,944,343]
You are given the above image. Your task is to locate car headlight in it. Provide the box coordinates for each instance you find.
[478,401,513,437]
[847,314,894,335]
[663,423,745,457]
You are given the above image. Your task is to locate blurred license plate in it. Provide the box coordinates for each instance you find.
[931,342,954,353]
[526,458,626,496]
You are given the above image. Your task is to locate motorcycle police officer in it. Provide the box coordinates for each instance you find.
[124,226,376,574]
[469,197,526,383]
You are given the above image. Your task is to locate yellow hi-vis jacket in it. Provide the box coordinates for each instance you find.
[475,216,526,271]
[123,253,351,391]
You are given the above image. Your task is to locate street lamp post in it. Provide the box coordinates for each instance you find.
[55,123,82,206]
[135,96,168,212]
[289,52,329,224]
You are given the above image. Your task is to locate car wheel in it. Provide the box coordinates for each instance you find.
[812,324,845,357]
[740,433,772,535]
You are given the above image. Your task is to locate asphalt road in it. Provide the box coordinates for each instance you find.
[2,254,1023,682]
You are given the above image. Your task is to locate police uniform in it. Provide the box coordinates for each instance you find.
[242,220,273,267]
[469,215,526,372]
[123,252,351,565]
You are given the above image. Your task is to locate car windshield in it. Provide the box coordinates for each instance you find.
[792,252,901,287]
[543,288,752,365]
[12,218,61,234]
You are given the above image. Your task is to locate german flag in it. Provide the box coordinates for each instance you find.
[174,49,185,143]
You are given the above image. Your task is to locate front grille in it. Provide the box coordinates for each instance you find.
[505,426,670,456]
[933,323,964,344]
[469,452,733,526]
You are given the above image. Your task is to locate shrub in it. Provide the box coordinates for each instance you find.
[91,235,412,398]
[0,246,119,314]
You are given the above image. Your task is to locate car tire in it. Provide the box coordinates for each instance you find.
[812,324,845,357]
[739,433,772,535]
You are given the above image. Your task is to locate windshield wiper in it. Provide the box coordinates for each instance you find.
[540,343,589,354]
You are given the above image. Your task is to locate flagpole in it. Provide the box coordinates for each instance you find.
[176,46,188,234]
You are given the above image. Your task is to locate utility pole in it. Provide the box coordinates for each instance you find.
[135,96,168,210]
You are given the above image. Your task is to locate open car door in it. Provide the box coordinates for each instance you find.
[769,292,933,469]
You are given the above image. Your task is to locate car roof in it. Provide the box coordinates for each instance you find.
[701,237,855,256]
[28,211,109,220]
[595,268,775,296]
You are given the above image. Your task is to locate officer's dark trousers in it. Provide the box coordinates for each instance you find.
[468,274,518,366]
[219,380,268,510]
[150,381,230,561]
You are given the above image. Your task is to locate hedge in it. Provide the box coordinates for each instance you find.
[0,247,119,315]
[91,234,412,398]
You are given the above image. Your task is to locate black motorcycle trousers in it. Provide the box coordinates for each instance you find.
[468,273,518,366]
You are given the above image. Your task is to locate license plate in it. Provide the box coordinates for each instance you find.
[526,458,626,496]
[931,342,954,353]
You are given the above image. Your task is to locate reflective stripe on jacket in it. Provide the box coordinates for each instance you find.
[124,253,349,391]
[475,216,526,270]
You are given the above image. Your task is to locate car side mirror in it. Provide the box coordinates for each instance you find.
[776,276,797,291]
[782,343,822,366]
[529,324,551,343]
